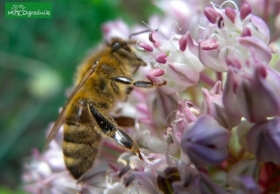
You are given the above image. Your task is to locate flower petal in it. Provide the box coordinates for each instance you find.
[238,36,271,63]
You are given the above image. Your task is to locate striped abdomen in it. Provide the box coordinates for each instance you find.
[62,98,103,179]
[62,123,101,179]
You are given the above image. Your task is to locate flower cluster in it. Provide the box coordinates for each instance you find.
[22,0,280,193]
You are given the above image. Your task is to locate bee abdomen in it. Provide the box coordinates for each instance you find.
[63,124,101,179]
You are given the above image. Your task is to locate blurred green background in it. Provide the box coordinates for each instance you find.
[0,0,158,193]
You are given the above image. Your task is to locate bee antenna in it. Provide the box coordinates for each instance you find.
[128,29,151,39]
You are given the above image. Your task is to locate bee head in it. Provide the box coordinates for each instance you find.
[109,38,132,53]
[108,37,146,69]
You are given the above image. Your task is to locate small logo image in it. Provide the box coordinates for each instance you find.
[11,4,26,11]
[5,2,52,18]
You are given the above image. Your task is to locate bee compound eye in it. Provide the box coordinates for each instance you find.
[111,42,123,52]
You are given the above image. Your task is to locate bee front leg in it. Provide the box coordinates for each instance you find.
[111,76,166,88]
[112,128,143,160]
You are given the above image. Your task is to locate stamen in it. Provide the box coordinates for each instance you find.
[125,175,135,187]
[225,7,236,23]
[204,6,220,24]
[141,21,157,31]
[179,34,188,51]
[240,4,251,20]
[156,53,167,64]
[198,17,207,30]
[165,128,176,167]
[117,152,132,166]
[171,20,183,32]
[169,20,183,40]
[119,165,131,177]
[200,39,219,50]
[137,41,154,52]
[218,0,239,12]
[210,2,221,11]
[134,51,153,63]
[165,110,177,124]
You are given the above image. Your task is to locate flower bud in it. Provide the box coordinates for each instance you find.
[250,15,270,44]
[201,81,241,129]
[247,117,280,164]
[138,42,153,52]
[181,115,230,166]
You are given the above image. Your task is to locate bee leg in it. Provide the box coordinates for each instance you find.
[88,102,116,136]
[111,76,166,88]
[133,80,167,88]
[112,128,143,160]
[88,102,142,159]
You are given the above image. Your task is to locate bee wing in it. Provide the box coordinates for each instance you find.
[43,65,96,151]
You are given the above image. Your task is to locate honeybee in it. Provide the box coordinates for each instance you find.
[44,37,166,180]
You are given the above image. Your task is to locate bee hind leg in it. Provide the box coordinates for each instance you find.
[112,128,143,160]
[88,102,142,160]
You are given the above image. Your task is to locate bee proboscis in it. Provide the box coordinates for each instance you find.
[44,38,166,180]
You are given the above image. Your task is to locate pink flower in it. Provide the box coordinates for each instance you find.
[22,1,280,193]
[199,1,271,72]
[172,99,199,143]
[136,31,204,94]
[223,61,280,122]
